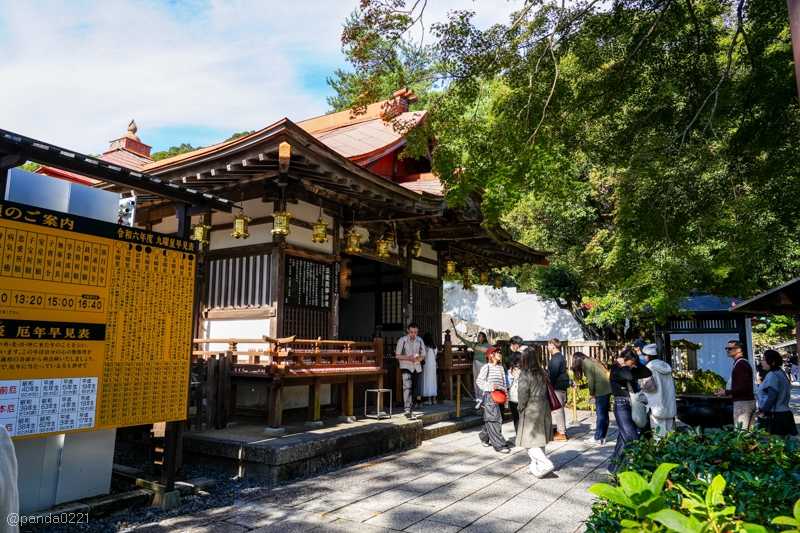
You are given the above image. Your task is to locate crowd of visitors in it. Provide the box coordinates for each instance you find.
[399,325,798,475]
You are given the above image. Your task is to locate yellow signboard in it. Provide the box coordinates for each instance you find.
[0,200,196,439]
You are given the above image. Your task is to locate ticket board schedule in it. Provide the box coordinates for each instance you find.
[0,200,195,439]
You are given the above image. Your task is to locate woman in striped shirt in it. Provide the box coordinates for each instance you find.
[477,347,510,454]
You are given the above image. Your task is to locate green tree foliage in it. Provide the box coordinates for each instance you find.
[17,161,42,172]
[224,131,255,142]
[327,10,435,113]
[342,0,800,338]
[150,143,200,161]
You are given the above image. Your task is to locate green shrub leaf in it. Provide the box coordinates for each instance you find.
[589,483,635,509]
[650,463,679,497]
[705,475,726,508]
[650,509,703,533]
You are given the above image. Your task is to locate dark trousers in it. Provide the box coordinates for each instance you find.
[479,393,506,450]
[594,394,611,440]
[510,402,520,434]
[402,370,421,410]
[610,397,639,473]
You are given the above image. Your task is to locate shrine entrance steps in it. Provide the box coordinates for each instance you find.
[179,400,493,484]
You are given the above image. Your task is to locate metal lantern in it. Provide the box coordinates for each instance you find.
[446,261,457,276]
[375,239,391,259]
[191,223,211,245]
[411,230,422,258]
[479,271,489,285]
[493,275,503,289]
[231,213,251,239]
[271,211,292,235]
[311,219,329,243]
[462,267,473,290]
[345,232,362,254]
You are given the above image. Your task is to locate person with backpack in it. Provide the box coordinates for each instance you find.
[608,348,652,474]
[570,351,612,445]
[639,344,677,438]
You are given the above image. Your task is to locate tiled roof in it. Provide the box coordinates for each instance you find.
[399,175,444,196]
[307,111,426,162]
[99,148,152,172]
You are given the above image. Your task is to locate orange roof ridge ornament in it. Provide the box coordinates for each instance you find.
[126,119,140,141]
[380,88,418,122]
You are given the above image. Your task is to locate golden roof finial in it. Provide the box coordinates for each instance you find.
[126,119,140,141]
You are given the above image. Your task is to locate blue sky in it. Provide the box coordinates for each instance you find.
[0,0,520,155]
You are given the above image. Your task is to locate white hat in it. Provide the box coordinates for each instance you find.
[643,343,658,356]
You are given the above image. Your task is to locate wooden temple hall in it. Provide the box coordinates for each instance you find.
[11,91,551,428]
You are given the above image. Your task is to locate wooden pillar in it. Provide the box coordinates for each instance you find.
[375,337,384,389]
[402,244,413,329]
[331,215,340,339]
[444,340,453,401]
[308,377,322,421]
[268,378,283,428]
[343,375,355,416]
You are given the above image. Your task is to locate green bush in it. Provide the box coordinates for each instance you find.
[587,427,800,531]
[679,369,727,395]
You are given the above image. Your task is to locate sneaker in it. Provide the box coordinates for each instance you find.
[532,463,554,478]
[498,447,511,454]
[404,409,412,418]
[584,437,604,445]
[554,431,567,441]
[432,400,437,404]
[508,436,516,444]
[481,441,491,447]
[422,400,432,405]
[475,400,483,409]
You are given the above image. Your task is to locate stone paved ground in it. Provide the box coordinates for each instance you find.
[125,411,617,533]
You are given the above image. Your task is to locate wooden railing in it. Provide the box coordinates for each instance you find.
[191,337,386,429]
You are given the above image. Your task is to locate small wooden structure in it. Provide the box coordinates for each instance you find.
[191,337,385,428]
[654,294,748,367]
[729,276,800,354]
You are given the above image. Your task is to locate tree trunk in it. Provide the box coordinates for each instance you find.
[553,298,604,340]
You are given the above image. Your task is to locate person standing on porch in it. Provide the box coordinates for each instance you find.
[421,333,438,404]
[546,338,570,441]
[715,340,756,430]
[396,323,425,418]
[455,330,492,408]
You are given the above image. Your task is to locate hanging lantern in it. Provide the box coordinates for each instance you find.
[344,232,362,254]
[311,219,329,242]
[411,230,422,258]
[271,211,292,235]
[375,238,391,259]
[479,271,489,285]
[446,261,457,276]
[191,223,211,245]
[493,275,503,289]
[462,267,473,290]
[231,213,251,239]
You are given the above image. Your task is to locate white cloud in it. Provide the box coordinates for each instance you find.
[0,0,522,154]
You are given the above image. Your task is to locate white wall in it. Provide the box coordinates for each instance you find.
[443,282,584,341]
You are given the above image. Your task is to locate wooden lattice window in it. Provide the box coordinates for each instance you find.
[382,290,402,326]
[205,253,271,309]
[413,282,441,344]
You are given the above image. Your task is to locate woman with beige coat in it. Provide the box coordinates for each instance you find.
[516,347,554,477]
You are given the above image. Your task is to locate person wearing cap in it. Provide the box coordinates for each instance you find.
[632,340,648,366]
[476,347,511,453]
[639,344,677,438]
[715,340,756,430]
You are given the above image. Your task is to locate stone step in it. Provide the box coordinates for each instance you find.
[422,415,484,440]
